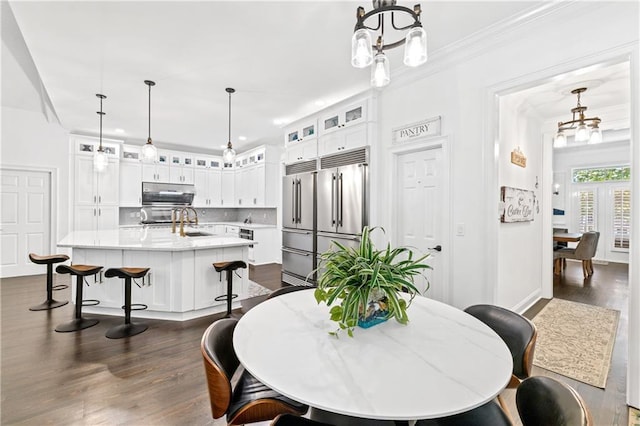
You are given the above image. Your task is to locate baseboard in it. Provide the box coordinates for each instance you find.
[510,288,542,315]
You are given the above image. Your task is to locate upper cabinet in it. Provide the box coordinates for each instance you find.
[319,100,368,135]
[284,119,317,146]
[169,152,194,184]
[120,145,142,207]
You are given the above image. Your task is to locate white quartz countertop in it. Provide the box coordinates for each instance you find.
[120,222,276,230]
[58,228,254,251]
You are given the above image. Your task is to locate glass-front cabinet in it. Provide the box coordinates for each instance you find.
[284,119,318,146]
[320,100,367,135]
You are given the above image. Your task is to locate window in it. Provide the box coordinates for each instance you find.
[577,189,596,232]
[612,188,631,249]
[572,165,630,183]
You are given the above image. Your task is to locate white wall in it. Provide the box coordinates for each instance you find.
[1,106,70,247]
[375,1,638,310]
[496,96,544,310]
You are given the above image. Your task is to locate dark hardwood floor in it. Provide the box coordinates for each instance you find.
[1,261,630,425]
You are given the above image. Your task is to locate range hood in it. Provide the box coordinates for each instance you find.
[141,182,195,206]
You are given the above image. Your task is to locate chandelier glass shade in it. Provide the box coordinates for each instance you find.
[93,94,108,173]
[351,1,427,88]
[141,80,158,162]
[222,87,237,165]
[554,87,602,148]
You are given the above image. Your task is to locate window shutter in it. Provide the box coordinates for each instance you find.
[612,188,631,249]
[577,190,596,232]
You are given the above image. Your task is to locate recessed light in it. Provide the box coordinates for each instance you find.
[315,100,326,107]
[273,118,287,126]
[238,136,247,141]
[114,128,125,133]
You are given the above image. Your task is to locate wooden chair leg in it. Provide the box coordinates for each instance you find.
[582,260,589,278]
[497,394,515,425]
[553,259,560,275]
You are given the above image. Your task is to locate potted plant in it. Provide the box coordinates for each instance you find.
[314,226,431,337]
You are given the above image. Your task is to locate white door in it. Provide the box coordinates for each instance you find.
[396,148,444,302]
[0,169,51,277]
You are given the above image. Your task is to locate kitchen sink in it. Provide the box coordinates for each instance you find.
[184,231,213,237]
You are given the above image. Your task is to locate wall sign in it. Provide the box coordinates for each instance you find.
[393,116,441,144]
[510,146,527,168]
[500,186,535,223]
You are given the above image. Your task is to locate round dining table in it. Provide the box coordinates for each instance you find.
[233,289,513,422]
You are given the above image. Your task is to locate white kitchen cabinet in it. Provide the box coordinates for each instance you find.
[320,100,368,135]
[318,122,368,157]
[194,168,222,207]
[142,163,170,182]
[285,138,317,164]
[120,161,142,206]
[71,248,123,309]
[169,153,195,184]
[123,250,172,312]
[248,227,280,265]
[74,156,119,231]
[284,119,317,146]
[221,170,235,207]
[241,163,278,207]
[234,167,249,206]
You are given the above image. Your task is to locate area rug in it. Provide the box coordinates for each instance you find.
[532,298,619,388]
[630,406,640,426]
[247,280,272,298]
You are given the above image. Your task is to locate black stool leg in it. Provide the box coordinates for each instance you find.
[55,275,99,332]
[30,263,69,311]
[106,277,148,339]
[225,270,233,317]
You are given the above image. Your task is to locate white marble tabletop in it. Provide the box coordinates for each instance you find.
[58,228,253,251]
[233,290,513,421]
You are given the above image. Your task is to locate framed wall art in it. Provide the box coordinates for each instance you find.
[500,186,535,223]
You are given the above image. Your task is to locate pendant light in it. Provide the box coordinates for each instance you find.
[93,94,109,172]
[141,80,158,162]
[222,87,237,165]
[554,87,603,148]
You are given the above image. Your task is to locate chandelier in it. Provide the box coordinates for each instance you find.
[351,0,427,88]
[93,94,108,172]
[141,80,158,162]
[222,87,237,165]
[554,87,602,148]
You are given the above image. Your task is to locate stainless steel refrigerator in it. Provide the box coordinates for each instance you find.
[316,148,368,257]
[281,159,317,286]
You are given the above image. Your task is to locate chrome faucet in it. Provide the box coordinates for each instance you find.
[172,207,199,237]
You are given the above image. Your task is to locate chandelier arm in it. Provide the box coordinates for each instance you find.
[558,117,601,131]
[355,4,421,32]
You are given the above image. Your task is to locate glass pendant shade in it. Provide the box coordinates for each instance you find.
[371,53,390,88]
[141,141,158,162]
[351,28,373,68]
[589,126,602,144]
[554,131,567,148]
[403,26,428,67]
[93,150,109,171]
[575,123,589,142]
[222,143,236,164]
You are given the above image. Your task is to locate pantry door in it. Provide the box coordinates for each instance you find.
[0,168,51,277]
[396,146,447,302]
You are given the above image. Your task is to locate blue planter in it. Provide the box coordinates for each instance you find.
[357,299,389,328]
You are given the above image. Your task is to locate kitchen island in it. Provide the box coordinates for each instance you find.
[58,227,253,321]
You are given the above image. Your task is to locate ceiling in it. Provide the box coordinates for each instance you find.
[6,1,547,154]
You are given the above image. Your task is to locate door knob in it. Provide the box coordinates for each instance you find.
[429,245,442,252]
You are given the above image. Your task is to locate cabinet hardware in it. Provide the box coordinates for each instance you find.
[99,270,104,283]
[94,195,97,203]
[98,195,101,203]
[93,208,96,216]
[99,208,101,216]
[148,272,152,286]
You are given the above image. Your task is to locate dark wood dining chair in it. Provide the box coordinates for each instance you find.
[516,376,593,426]
[266,285,314,299]
[463,304,537,418]
[415,400,512,425]
[201,318,308,425]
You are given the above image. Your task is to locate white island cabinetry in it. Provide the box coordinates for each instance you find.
[58,228,251,321]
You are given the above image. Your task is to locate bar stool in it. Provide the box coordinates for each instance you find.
[54,264,103,332]
[213,260,247,318]
[104,267,149,339]
[27,253,70,311]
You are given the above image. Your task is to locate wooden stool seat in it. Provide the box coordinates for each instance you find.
[28,253,70,311]
[54,264,103,332]
[213,260,247,318]
[29,253,69,265]
[56,264,103,276]
[104,267,149,339]
[105,267,150,280]
[213,260,247,273]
